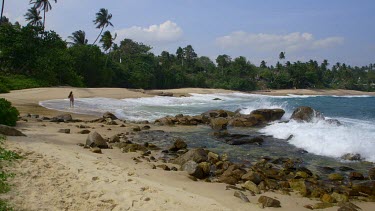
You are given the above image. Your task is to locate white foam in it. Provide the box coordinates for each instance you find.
[260,118,375,162]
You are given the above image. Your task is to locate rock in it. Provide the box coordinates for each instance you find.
[51,114,73,122]
[142,125,150,130]
[0,124,26,136]
[103,112,117,120]
[169,138,187,152]
[109,135,120,143]
[228,116,259,127]
[58,128,70,134]
[172,148,208,166]
[198,162,211,175]
[369,167,375,180]
[213,98,221,101]
[250,109,285,122]
[326,118,342,125]
[157,164,170,171]
[225,136,264,145]
[234,191,250,203]
[243,181,260,194]
[312,203,334,209]
[182,161,206,179]
[295,171,309,179]
[78,129,91,134]
[133,126,141,132]
[202,109,234,119]
[351,181,375,196]
[219,165,246,185]
[339,166,354,172]
[349,172,365,180]
[328,173,344,181]
[105,118,118,125]
[210,117,228,131]
[208,152,220,163]
[321,193,336,203]
[289,179,309,196]
[317,166,335,174]
[337,202,361,211]
[290,106,324,122]
[341,153,362,161]
[331,192,349,202]
[159,92,173,97]
[241,171,262,185]
[86,131,108,148]
[258,196,281,208]
[90,147,102,154]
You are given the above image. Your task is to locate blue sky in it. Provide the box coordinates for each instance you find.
[4,0,375,66]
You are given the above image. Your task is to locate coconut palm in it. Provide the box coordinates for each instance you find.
[1,0,5,24]
[68,30,88,46]
[100,31,117,52]
[29,0,57,29]
[25,7,42,26]
[92,8,113,45]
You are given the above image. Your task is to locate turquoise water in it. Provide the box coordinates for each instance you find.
[40,93,375,170]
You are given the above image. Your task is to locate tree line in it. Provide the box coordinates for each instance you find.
[0,2,374,92]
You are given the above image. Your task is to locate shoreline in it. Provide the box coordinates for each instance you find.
[1,87,375,210]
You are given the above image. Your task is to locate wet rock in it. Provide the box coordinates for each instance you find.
[78,129,91,134]
[290,106,324,122]
[295,171,310,179]
[58,129,70,134]
[258,196,281,208]
[351,181,375,196]
[169,138,187,152]
[86,131,108,149]
[182,161,206,179]
[51,114,73,122]
[241,171,262,185]
[109,135,120,143]
[0,125,26,136]
[326,118,342,126]
[103,112,117,120]
[133,126,141,132]
[225,136,264,145]
[208,152,220,163]
[210,117,228,131]
[339,166,354,172]
[328,173,344,181]
[213,98,221,101]
[228,116,259,127]
[369,167,375,180]
[202,109,234,119]
[90,147,102,154]
[250,109,285,122]
[321,193,336,203]
[219,164,246,185]
[142,125,151,130]
[331,192,349,202]
[233,191,250,203]
[341,153,362,161]
[243,181,260,194]
[349,172,365,180]
[198,162,211,175]
[172,148,208,166]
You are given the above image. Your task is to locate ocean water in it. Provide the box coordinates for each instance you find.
[40,93,375,165]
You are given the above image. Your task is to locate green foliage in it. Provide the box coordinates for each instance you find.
[0,84,9,94]
[0,99,19,127]
[0,75,47,91]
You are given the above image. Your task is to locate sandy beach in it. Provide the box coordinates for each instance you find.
[1,87,375,211]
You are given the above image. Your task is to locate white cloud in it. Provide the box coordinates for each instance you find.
[216,31,344,52]
[115,20,183,45]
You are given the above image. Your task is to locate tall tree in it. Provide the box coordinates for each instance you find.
[68,30,88,46]
[30,0,57,30]
[279,51,285,60]
[93,8,113,45]
[1,0,4,24]
[100,31,116,52]
[25,7,42,27]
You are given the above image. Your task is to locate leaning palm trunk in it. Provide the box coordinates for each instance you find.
[93,27,104,45]
[43,9,46,30]
[1,0,5,22]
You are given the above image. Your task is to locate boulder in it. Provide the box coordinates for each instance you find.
[202,110,234,119]
[50,114,73,122]
[328,173,344,181]
[198,162,211,175]
[321,193,336,203]
[86,131,108,148]
[182,161,206,179]
[289,179,309,196]
[78,129,91,134]
[233,191,250,203]
[219,164,246,185]
[228,115,259,127]
[258,196,281,208]
[0,125,26,136]
[172,148,208,166]
[58,129,70,134]
[241,171,262,185]
[169,138,187,152]
[243,181,260,194]
[225,136,263,145]
[349,172,364,180]
[210,117,228,130]
[105,118,118,125]
[154,116,176,125]
[90,147,102,154]
[351,181,375,196]
[108,135,120,143]
[132,126,141,132]
[290,106,324,122]
[103,112,117,120]
[331,192,349,202]
[208,152,220,163]
[250,109,285,122]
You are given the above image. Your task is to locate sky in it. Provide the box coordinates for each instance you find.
[3,0,375,66]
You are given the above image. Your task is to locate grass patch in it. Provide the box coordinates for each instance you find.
[0,75,49,93]
[0,135,21,210]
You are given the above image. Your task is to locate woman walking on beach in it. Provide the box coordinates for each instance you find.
[68,91,74,108]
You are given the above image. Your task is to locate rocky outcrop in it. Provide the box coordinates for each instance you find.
[182,161,206,179]
[86,131,108,149]
[258,196,281,208]
[250,109,285,122]
[50,114,73,122]
[210,117,228,130]
[291,106,324,122]
[0,124,26,136]
[168,138,187,152]
[103,112,118,120]
[171,148,208,166]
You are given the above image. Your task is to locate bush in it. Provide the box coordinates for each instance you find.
[0,84,9,94]
[0,99,19,126]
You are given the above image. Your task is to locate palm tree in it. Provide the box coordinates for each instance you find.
[100,31,116,52]
[25,7,42,26]
[1,0,5,24]
[29,0,57,30]
[68,30,88,46]
[93,8,113,45]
